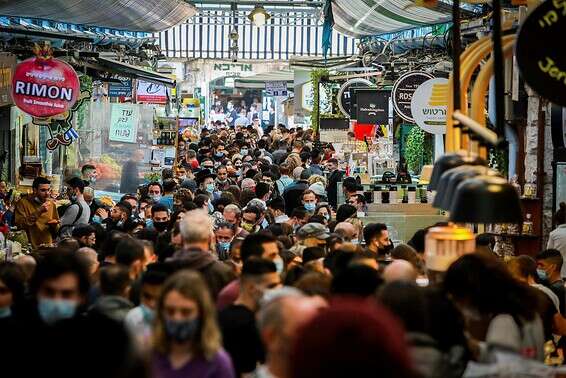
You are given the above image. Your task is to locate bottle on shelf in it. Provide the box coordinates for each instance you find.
[522,213,534,235]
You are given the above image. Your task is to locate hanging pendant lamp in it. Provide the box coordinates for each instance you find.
[432,165,483,210]
[449,175,523,224]
[428,153,487,191]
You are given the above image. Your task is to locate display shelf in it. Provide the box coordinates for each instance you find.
[485,232,540,239]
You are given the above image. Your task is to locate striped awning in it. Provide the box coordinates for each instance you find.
[0,0,196,32]
[332,0,454,37]
[234,70,294,89]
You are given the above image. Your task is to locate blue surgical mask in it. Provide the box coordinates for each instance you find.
[324,214,330,221]
[217,241,231,253]
[92,215,102,224]
[537,269,548,282]
[0,306,11,318]
[206,183,215,193]
[150,194,162,203]
[165,318,199,343]
[140,304,155,324]
[304,203,316,212]
[240,149,248,156]
[273,256,284,274]
[351,239,360,245]
[38,298,78,324]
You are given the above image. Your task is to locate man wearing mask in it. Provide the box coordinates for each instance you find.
[219,258,281,377]
[59,177,91,238]
[150,203,170,233]
[215,165,232,191]
[302,189,318,214]
[15,177,59,248]
[241,206,261,234]
[102,202,131,232]
[147,182,163,203]
[363,223,394,258]
[215,222,236,261]
[326,158,344,210]
[81,164,98,187]
[31,250,90,326]
[536,249,566,314]
[196,169,218,200]
[223,204,249,239]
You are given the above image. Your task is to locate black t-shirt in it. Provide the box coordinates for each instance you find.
[218,304,264,375]
[550,280,566,315]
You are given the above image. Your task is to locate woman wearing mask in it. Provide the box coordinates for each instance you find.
[152,271,235,378]
[315,203,333,223]
[0,262,26,320]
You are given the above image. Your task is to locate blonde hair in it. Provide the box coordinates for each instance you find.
[284,153,301,171]
[153,271,222,360]
[307,174,327,187]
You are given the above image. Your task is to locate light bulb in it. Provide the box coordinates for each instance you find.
[253,13,266,27]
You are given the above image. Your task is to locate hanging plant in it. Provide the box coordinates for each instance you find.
[76,75,93,130]
[310,68,329,133]
[488,146,508,177]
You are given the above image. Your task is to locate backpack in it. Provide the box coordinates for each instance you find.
[58,202,84,237]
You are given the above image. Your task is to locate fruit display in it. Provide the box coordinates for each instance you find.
[84,154,122,180]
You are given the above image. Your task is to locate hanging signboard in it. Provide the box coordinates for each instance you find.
[392,71,434,123]
[0,53,16,107]
[108,76,133,97]
[136,80,167,104]
[337,78,374,118]
[410,78,448,135]
[354,89,390,125]
[265,81,288,97]
[516,0,566,107]
[12,54,80,118]
[109,104,139,143]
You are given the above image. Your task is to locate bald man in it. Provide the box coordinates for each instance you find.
[383,259,418,283]
[334,222,358,243]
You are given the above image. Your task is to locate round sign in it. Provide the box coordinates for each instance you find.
[392,71,434,123]
[516,1,566,107]
[337,78,374,118]
[410,78,448,135]
[12,56,80,118]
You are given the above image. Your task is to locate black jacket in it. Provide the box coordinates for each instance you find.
[283,180,309,215]
[167,248,236,299]
[327,169,344,209]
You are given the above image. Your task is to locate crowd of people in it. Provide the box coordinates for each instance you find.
[2,122,566,377]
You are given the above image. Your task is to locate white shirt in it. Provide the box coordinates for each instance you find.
[547,224,566,278]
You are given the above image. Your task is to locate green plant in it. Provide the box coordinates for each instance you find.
[404,127,432,174]
[489,146,508,177]
[310,68,329,133]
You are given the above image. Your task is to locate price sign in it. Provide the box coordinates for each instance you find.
[516,0,566,106]
[109,104,139,143]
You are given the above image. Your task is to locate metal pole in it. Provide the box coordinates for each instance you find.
[492,0,505,137]
[452,0,461,118]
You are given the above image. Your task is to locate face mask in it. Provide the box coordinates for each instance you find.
[351,239,360,245]
[206,183,215,193]
[38,298,78,324]
[150,194,162,203]
[116,219,125,228]
[304,203,316,212]
[0,306,11,318]
[89,177,96,185]
[217,241,231,254]
[324,214,330,221]
[140,303,155,324]
[273,256,284,274]
[70,194,77,202]
[165,318,199,343]
[153,221,168,232]
[92,215,102,224]
[240,149,248,156]
[241,221,255,233]
[378,242,394,255]
[537,269,548,282]
[215,152,224,159]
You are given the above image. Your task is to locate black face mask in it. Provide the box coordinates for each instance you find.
[153,221,169,232]
[378,241,394,256]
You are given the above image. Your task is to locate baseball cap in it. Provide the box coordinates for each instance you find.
[298,223,331,240]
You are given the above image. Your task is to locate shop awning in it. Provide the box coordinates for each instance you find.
[234,70,294,89]
[0,0,196,32]
[87,57,176,86]
[331,0,475,37]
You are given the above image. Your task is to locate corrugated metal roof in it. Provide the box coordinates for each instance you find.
[0,0,196,32]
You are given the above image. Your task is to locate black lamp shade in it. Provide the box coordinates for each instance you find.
[428,154,487,190]
[441,166,497,210]
[449,175,523,224]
